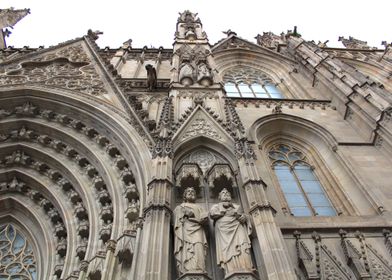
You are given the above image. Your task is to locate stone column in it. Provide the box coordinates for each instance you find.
[134,157,173,280]
[237,143,296,280]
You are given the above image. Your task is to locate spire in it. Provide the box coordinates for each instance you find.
[0,7,30,49]
[172,11,215,86]
[175,10,207,42]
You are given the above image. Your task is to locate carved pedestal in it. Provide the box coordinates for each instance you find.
[177,272,212,280]
[225,271,258,280]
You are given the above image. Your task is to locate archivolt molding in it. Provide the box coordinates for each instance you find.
[0,97,145,199]
[251,114,339,149]
[0,125,139,233]
[0,94,147,277]
[0,175,72,278]
[0,148,93,277]
[215,54,292,84]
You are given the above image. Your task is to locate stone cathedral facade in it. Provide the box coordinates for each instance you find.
[1,8,392,280]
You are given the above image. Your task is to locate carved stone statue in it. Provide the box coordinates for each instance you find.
[145,64,157,91]
[196,61,212,86]
[179,60,194,85]
[174,187,208,275]
[210,188,253,276]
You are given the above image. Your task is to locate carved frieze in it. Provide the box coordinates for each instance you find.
[0,44,107,96]
[180,118,222,142]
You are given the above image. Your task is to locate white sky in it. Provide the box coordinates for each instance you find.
[2,0,391,49]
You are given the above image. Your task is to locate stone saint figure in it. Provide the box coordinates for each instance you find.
[210,188,253,275]
[174,187,208,275]
[179,61,194,84]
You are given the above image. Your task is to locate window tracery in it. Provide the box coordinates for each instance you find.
[268,144,336,216]
[0,224,37,280]
[223,66,283,98]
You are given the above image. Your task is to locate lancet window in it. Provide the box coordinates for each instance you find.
[0,223,37,280]
[223,66,283,98]
[268,144,336,216]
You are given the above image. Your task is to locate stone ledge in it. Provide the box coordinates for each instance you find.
[177,272,212,280]
[225,271,259,280]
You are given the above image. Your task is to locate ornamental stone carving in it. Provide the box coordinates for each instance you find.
[174,187,208,276]
[176,10,206,40]
[255,32,284,49]
[181,118,222,142]
[0,44,107,96]
[209,189,253,276]
[338,36,375,50]
[176,164,202,189]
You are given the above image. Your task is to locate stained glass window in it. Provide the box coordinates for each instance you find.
[268,144,336,216]
[223,66,283,99]
[0,224,37,280]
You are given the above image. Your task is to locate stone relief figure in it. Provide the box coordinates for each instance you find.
[179,60,194,85]
[174,187,208,275]
[145,64,157,91]
[210,188,253,276]
[196,61,212,86]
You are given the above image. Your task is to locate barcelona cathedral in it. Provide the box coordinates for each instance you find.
[1,7,392,280]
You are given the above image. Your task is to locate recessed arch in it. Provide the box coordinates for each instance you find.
[250,114,366,216]
[0,197,57,280]
[173,136,237,170]
[0,168,81,278]
[0,86,151,200]
[213,49,310,99]
[0,85,151,278]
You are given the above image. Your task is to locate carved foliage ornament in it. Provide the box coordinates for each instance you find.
[0,45,107,96]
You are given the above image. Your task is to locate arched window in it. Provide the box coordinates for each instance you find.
[268,144,336,217]
[0,223,37,279]
[223,66,283,99]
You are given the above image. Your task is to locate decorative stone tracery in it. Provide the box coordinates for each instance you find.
[0,223,37,280]
[0,44,107,96]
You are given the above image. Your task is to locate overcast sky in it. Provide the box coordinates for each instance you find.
[2,0,391,49]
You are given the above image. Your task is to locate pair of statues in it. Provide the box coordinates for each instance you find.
[173,187,253,277]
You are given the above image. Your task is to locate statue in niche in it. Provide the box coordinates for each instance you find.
[145,64,157,91]
[174,187,208,275]
[196,61,212,86]
[210,188,253,276]
[179,60,194,85]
